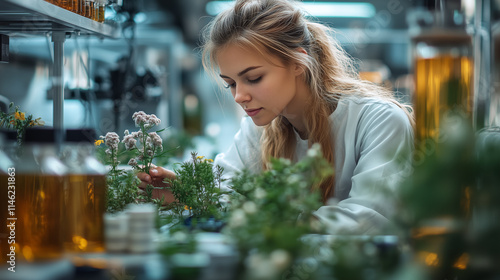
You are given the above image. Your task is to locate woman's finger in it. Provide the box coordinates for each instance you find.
[137,172,152,184]
[149,166,176,181]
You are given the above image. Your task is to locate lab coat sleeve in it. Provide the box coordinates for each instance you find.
[314,102,414,235]
[214,116,263,193]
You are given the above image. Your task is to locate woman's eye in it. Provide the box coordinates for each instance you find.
[248,77,262,84]
[223,82,236,89]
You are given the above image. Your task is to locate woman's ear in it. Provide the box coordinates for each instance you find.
[294,48,308,76]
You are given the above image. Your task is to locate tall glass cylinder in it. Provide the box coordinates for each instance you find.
[61,129,106,253]
[409,9,474,145]
[15,128,67,262]
[0,131,15,266]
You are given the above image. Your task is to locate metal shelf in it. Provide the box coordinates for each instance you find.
[0,0,119,38]
[0,0,121,132]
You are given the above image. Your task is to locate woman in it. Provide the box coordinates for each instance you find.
[139,0,414,235]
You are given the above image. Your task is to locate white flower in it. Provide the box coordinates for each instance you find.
[124,129,130,136]
[128,158,138,166]
[122,134,137,150]
[148,132,162,148]
[132,111,146,122]
[229,209,247,228]
[134,115,147,127]
[287,174,301,185]
[246,253,279,279]
[104,132,120,149]
[149,114,161,126]
[147,149,154,156]
[171,231,188,243]
[270,249,291,270]
[307,143,321,157]
[242,201,257,214]
[254,188,267,200]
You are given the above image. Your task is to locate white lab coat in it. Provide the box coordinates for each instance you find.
[214,95,414,235]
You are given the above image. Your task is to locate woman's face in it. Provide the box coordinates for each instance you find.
[216,43,305,126]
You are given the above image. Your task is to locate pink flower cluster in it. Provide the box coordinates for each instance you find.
[99,132,120,162]
[103,132,120,149]
[132,111,161,128]
[122,130,139,150]
[147,132,163,149]
[124,111,164,168]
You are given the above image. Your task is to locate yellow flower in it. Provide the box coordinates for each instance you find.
[94,139,104,146]
[15,112,25,121]
[205,159,214,163]
[196,156,204,160]
[184,205,192,210]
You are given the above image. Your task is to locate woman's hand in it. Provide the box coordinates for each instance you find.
[137,165,177,204]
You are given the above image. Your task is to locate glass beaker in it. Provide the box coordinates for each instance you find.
[15,128,67,262]
[61,129,106,253]
[408,7,474,145]
[0,130,15,266]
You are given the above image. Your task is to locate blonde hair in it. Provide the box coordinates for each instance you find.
[201,0,413,203]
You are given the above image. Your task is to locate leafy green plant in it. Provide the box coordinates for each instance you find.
[225,144,333,279]
[98,111,174,211]
[121,111,171,206]
[97,132,141,213]
[106,170,141,214]
[165,152,227,221]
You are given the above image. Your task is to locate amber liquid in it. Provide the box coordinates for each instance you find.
[98,5,105,23]
[60,0,70,9]
[15,174,64,262]
[1,174,10,265]
[64,174,106,253]
[84,1,91,18]
[414,55,473,143]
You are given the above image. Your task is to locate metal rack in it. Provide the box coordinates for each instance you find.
[0,0,120,131]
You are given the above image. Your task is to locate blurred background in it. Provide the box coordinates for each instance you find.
[0,0,498,161]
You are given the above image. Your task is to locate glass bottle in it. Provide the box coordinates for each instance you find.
[408,6,474,145]
[97,0,106,23]
[70,0,79,13]
[60,0,70,10]
[83,0,91,18]
[0,130,15,265]
[61,129,106,253]
[15,128,67,262]
[89,0,95,20]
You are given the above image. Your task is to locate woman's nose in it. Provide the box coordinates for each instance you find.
[233,84,251,104]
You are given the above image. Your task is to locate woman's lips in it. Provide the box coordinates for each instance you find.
[245,108,262,117]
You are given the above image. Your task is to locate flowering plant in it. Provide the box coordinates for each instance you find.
[0,102,44,149]
[98,132,141,214]
[97,111,170,212]
[122,111,166,175]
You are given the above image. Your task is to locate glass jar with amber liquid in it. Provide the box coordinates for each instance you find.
[14,128,67,262]
[61,129,106,254]
[95,0,107,23]
[408,8,474,145]
[0,130,15,266]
